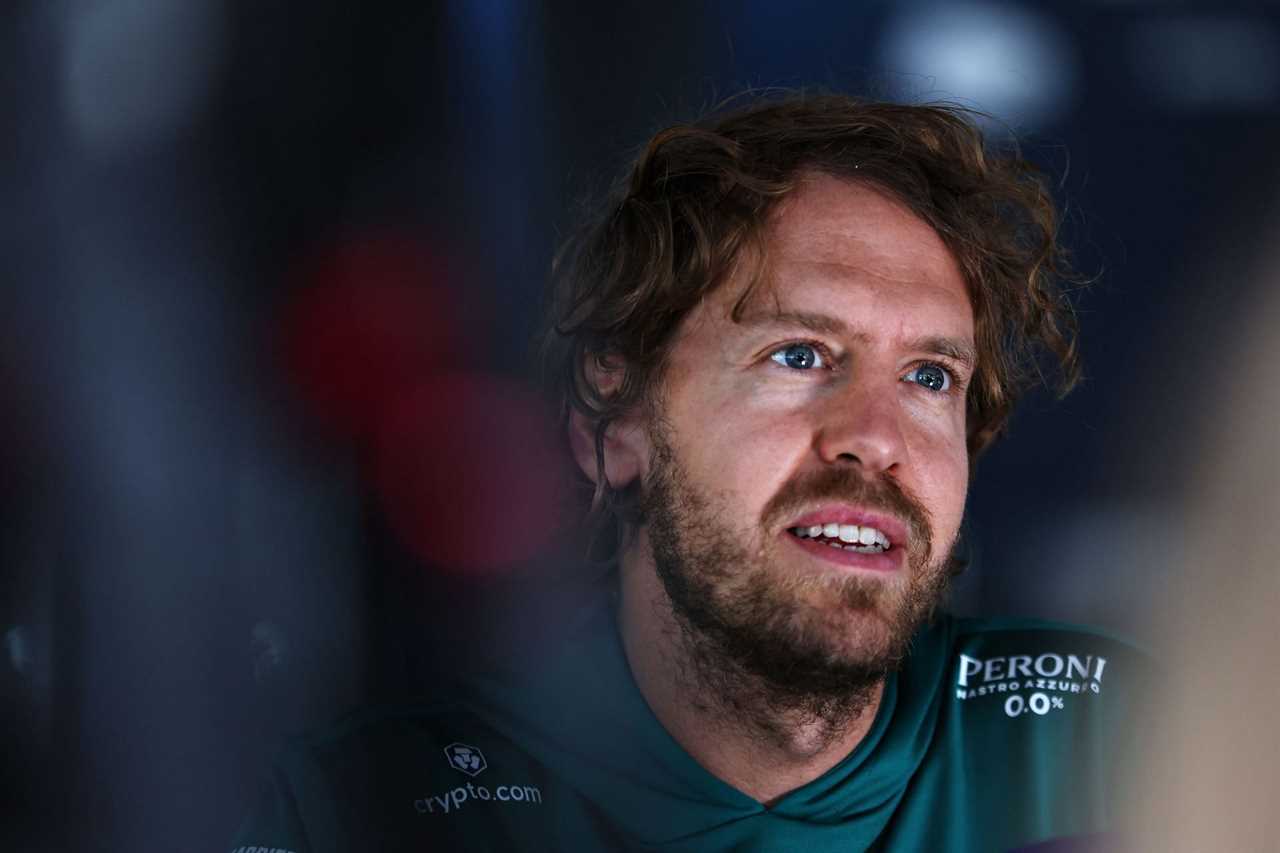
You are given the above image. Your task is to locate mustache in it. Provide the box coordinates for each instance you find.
[762,467,932,547]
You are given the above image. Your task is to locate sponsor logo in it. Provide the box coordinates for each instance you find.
[954,651,1109,718]
[415,740,544,816]
[413,781,544,815]
[445,742,487,777]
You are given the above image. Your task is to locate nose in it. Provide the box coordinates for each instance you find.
[812,374,907,474]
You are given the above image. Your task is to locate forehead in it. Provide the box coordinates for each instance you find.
[775,174,958,272]
[742,173,972,324]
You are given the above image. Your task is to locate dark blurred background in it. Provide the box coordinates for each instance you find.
[3,1,1278,848]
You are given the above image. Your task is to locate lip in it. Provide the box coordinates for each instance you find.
[784,532,904,572]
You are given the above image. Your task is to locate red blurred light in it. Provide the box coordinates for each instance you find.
[278,234,462,443]
[373,372,569,575]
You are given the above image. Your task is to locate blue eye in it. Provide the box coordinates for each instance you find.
[771,343,824,370]
[904,363,952,392]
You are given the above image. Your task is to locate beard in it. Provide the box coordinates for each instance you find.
[641,421,956,738]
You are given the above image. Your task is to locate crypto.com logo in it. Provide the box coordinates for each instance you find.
[444,742,487,777]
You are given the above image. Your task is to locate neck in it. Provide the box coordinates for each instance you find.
[617,531,884,805]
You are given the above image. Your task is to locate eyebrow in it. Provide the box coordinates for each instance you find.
[910,335,977,371]
[739,309,977,370]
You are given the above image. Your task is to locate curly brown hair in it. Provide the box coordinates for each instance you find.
[542,92,1081,531]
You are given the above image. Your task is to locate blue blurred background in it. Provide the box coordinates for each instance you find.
[3,0,1279,847]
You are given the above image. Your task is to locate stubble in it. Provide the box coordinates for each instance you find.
[641,422,956,745]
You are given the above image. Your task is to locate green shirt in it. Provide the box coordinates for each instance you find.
[231,600,1148,852]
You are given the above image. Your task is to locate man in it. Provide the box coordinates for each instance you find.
[232,94,1147,852]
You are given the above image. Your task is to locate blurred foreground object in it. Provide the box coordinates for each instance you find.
[1121,202,1280,850]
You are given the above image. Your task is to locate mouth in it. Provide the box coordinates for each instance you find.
[787,522,891,554]
[781,507,909,572]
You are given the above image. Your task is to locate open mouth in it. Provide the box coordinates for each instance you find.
[787,522,892,555]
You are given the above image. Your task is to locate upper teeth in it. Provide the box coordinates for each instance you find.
[794,523,891,549]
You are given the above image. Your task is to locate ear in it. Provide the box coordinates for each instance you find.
[568,410,647,490]
[567,357,649,490]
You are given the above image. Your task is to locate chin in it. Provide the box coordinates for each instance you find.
[813,609,906,668]
[784,564,938,663]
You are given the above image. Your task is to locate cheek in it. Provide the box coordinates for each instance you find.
[900,406,969,523]
[913,434,969,539]
[666,391,811,502]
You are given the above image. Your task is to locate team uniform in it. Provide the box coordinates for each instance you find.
[231,596,1148,852]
